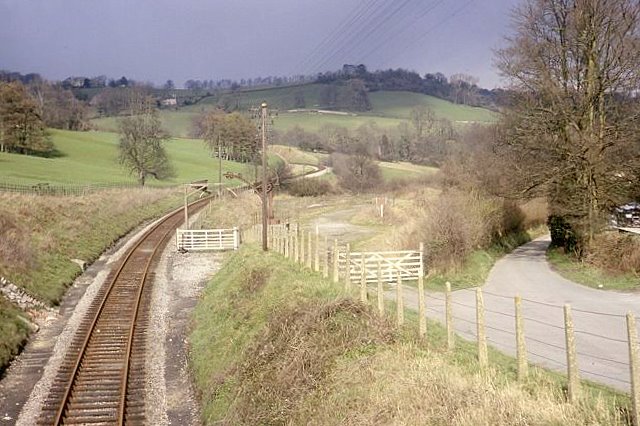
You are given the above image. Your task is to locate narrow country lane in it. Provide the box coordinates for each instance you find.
[403,235,640,392]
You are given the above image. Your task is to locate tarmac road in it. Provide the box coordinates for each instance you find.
[403,235,640,392]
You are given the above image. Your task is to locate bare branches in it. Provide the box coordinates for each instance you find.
[496,0,640,248]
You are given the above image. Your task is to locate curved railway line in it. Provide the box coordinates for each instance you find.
[37,196,211,425]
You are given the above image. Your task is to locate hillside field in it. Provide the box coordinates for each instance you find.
[0,129,252,186]
[91,85,497,137]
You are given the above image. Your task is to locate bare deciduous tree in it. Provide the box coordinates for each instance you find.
[118,100,174,186]
[496,0,640,252]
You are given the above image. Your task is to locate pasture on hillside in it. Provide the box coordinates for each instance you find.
[90,86,497,137]
[0,129,251,187]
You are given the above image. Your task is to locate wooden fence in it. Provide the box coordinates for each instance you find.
[242,221,640,423]
[176,228,239,251]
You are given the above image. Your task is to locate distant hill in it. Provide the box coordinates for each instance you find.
[91,84,497,137]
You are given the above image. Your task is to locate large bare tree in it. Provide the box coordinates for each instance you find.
[496,0,640,252]
[118,100,174,186]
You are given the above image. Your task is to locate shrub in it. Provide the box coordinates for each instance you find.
[405,190,527,271]
[331,153,382,193]
[586,232,640,275]
[285,179,332,197]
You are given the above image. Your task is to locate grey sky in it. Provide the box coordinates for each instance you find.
[0,0,519,88]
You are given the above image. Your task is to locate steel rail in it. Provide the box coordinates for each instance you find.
[51,196,210,425]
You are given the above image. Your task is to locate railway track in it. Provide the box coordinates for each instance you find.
[37,197,211,425]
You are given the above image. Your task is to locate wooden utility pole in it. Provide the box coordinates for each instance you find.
[218,135,222,197]
[261,102,268,251]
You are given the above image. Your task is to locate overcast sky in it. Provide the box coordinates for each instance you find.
[0,0,520,89]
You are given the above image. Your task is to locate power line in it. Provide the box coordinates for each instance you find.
[294,0,374,75]
[356,0,446,64]
[380,0,475,69]
[303,0,388,75]
[308,0,417,74]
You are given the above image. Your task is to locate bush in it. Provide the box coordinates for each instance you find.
[331,153,382,193]
[285,179,332,197]
[406,190,526,271]
[586,232,640,275]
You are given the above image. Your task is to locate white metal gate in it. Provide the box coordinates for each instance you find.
[176,228,239,251]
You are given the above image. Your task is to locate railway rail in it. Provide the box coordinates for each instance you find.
[38,196,211,425]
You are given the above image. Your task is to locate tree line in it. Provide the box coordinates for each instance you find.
[444,0,640,258]
[0,78,90,155]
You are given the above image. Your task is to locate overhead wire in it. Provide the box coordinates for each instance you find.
[309,0,418,74]
[380,0,475,68]
[294,0,377,75]
[355,0,446,64]
[303,0,388,75]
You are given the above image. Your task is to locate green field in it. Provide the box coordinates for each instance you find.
[377,161,438,181]
[91,110,199,139]
[368,91,497,122]
[90,85,498,137]
[0,129,253,186]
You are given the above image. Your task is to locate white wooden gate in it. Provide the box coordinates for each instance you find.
[338,250,423,284]
[176,228,239,251]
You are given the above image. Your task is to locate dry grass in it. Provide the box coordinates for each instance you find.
[190,246,627,425]
[199,191,261,230]
[0,187,182,373]
[300,346,622,425]
[226,299,395,425]
[0,209,35,272]
[0,188,182,303]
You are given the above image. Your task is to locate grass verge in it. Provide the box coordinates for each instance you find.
[189,245,629,425]
[0,188,184,374]
[547,248,639,291]
[425,228,546,291]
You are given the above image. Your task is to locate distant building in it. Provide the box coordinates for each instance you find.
[160,96,177,107]
[614,202,640,227]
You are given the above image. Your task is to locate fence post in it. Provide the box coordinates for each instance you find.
[418,242,426,339]
[332,239,339,283]
[564,304,581,402]
[314,225,320,272]
[515,295,528,380]
[323,235,329,279]
[396,274,404,326]
[284,228,290,258]
[307,231,312,268]
[627,313,640,426]
[344,243,351,291]
[446,282,454,350]
[233,227,239,250]
[377,261,384,315]
[294,225,299,263]
[300,231,305,265]
[360,262,367,303]
[476,288,488,367]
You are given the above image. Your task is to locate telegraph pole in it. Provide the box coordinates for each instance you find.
[217,134,222,197]
[261,101,268,251]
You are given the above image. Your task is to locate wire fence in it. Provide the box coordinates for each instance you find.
[241,220,640,421]
[0,180,155,196]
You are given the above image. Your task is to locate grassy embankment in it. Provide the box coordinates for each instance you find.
[190,244,629,424]
[0,189,193,371]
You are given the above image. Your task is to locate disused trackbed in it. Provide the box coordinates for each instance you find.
[37,197,211,425]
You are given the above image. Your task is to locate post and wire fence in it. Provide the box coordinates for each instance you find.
[242,220,640,423]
